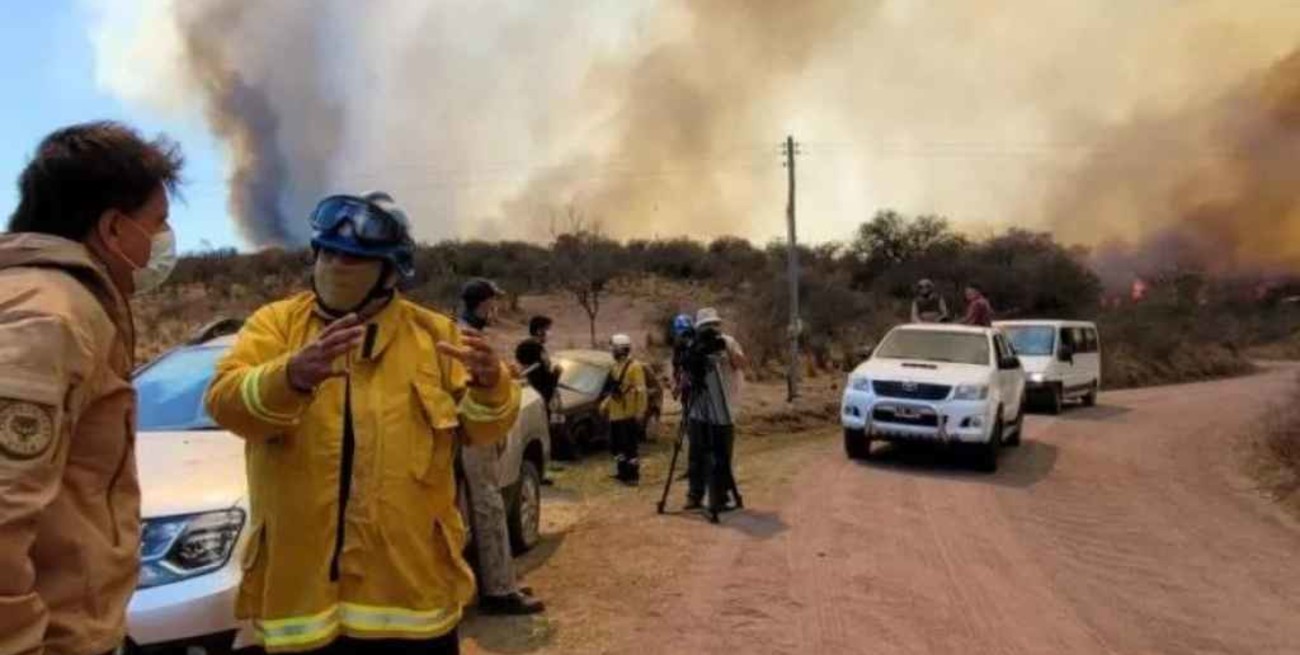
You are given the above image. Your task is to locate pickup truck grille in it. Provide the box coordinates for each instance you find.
[873,380,951,401]
[871,406,940,427]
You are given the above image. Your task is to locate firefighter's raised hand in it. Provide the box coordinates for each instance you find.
[438,328,502,388]
[287,314,366,392]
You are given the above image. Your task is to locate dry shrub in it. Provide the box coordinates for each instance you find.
[1255,379,1300,512]
[1097,302,1255,390]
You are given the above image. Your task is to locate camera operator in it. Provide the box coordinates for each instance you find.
[683,308,747,517]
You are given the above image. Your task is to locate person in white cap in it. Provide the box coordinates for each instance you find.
[683,308,747,517]
[601,334,648,484]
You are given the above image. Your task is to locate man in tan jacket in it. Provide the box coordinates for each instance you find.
[0,122,184,655]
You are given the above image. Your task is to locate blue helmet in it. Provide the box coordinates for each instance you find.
[672,313,694,337]
[309,191,415,279]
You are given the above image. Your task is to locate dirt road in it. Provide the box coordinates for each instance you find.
[466,368,1300,655]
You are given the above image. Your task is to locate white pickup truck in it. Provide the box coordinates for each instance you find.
[841,324,1026,472]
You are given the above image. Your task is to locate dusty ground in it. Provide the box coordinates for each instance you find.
[460,367,1300,655]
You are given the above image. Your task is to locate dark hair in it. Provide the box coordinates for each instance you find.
[516,339,544,366]
[966,283,985,294]
[460,277,503,309]
[7,121,184,241]
[528,315,553,336]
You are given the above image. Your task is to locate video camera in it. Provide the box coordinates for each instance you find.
[680,326,726,384]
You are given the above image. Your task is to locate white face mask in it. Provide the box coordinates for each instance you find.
[117,220,177,296]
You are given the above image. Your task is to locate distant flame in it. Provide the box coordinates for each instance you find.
[1131,278,1149,302]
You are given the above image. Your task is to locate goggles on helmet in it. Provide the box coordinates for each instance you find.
[310,195,411,246]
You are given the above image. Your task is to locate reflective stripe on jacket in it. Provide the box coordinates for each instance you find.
[204,292,519,652]
[601,359,647,423]
[0,233,139,655]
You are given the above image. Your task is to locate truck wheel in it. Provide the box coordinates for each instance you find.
[1083,383,1098,407]
[641,412,660,443]
[1048,385,1064,415]
[1005,404,1023,447]
[844,428,872,460]
[977,416,1002,473]
[551,430,577,461]
[508,459,542,554]
[573,419,595,451]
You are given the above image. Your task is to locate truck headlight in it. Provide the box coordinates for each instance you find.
[138,509,244,589]
[849,376,872,392]
[952,384,989,400]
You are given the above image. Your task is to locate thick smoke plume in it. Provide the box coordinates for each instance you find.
[1051,47,1300,284]
[168,0,341,246]
[504,1,874,238]
[91,0,1300,260]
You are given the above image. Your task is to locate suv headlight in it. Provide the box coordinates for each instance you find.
[849,376,872,392]
[138,509,245,589]
[952,384,989,401]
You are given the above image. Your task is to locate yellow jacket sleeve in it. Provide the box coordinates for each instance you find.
[205,306,313,440]
[440,323,520,447]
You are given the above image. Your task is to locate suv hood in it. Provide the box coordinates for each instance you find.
[855,359,993,387]
[136,430,246,518]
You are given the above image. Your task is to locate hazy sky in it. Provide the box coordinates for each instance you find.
[7,1,1300,259]
[0,0,234,252]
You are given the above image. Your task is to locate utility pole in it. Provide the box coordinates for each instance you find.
[782,135,801,402]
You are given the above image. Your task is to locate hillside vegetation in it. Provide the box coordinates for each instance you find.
[139,211,1300,388]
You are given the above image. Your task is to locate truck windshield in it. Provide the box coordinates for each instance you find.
[134,346,227,431]
[874,330,990,366]
[1003,326,1056,357]
[555,359,608,396]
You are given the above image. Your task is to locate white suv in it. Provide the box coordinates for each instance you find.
[126,332,549,653]
[841,324,1026,472]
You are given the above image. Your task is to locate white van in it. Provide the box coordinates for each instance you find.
[995,320,1101,414]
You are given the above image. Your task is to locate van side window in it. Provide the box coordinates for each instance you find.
[1059,328,1076,351]
[1071,328,1088,353]
[1083,329,1099,353]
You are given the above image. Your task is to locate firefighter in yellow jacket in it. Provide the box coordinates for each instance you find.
[600,334,647,485]
[205,192,519,654]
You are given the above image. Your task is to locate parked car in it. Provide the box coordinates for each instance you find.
[545,350,664,460]
[996,320,1101,414]
[841,324,1026,472]
[126,331,549,654]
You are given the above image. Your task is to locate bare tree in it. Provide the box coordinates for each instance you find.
[551,207,621,347]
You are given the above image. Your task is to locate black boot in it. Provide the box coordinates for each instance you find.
[479,590,546,616]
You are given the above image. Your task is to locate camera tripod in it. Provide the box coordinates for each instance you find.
[656,386,744,523]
